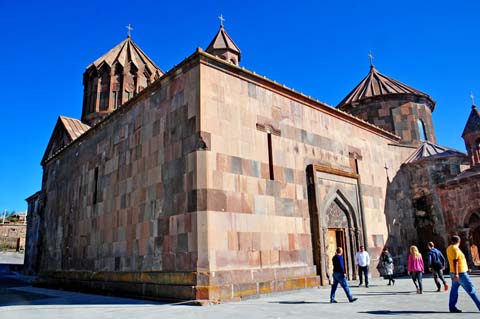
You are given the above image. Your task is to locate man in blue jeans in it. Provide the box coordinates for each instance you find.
[446,235,480,313]
[330,247,358,303]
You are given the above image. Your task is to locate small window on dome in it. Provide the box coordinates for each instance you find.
[417,119,427,141]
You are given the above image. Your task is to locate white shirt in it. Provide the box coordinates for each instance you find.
[355,250,370,267]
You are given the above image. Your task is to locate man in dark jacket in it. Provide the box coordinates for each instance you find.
[330,247,358,303]
[428,241,448,292]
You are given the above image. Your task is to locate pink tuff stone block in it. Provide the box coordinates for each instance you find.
[226,192,242,213]
[238,232,253,251]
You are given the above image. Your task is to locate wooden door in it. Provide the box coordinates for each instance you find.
[327,228,347,276]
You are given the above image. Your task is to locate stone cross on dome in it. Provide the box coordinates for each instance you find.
[368,51,374,67]
[218,14,225,27]
[126,24,133,38]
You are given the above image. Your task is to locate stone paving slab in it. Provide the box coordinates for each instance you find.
[1,274,479,319]
[0,252,25,265]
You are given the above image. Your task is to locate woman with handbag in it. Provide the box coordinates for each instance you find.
[379,247,395,286]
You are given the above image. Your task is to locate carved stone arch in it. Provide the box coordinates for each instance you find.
[323,188,362,282]
[464,209,480,228]
[307,164,366,285]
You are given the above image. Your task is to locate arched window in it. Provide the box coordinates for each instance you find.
[417,119,427,141]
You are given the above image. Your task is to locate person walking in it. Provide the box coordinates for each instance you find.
[408,245,425,294]
[355,245,370,288]
[427,241,448,292]
[330,247,358,303]
[446,235,480,313]
[380,247,395,286]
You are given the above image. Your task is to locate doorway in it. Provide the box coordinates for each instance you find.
[327,228,347,277]
[306,164,365,286]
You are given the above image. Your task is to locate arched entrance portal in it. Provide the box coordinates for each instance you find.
[307,165,365,286]
[325,198,357,279]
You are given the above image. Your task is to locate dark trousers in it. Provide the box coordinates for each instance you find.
[432,267,446,288]
[411,271,423,291]
[358,266,369,286]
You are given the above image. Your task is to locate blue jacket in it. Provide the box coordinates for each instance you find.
[332,254,346,273]
[428,248,446,268]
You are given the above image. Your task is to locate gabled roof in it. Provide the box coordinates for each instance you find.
[87,36,162,76]
[337,66,435,110]
[462,105,480,137]
[206,26,241,57]
[42,116,90,164]
[404,141,465,164]
[59,116,91,140]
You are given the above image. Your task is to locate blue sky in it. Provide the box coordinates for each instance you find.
[1,0,479,212]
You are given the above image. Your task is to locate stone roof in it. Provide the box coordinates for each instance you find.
[404,141,465,164]
[42,116,90,164]
[337,66,435,109]
[87,36,162,76]
[59,116,91,141]
[452,166,480,181]
[206,26,241,59]
[461,105,480,137]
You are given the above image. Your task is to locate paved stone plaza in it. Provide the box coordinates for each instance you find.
[1,272,479,319]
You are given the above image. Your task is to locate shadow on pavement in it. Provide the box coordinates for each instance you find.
[0,273,173,307]
[353,291,414,296]
[269,301,330,304]
[359,310,474,315]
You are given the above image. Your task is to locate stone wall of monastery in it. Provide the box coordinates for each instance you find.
[40,61,202,292]
[198,59,414,298]
[340,96,435,146]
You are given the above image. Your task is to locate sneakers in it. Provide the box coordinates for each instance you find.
[444,283,449,291]
[450,308,462,313]
[349,298,358,303]
[330,300,338,303]
[436,287,441,292]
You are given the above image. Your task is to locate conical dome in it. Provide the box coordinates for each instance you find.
[81,36,163,126]
[404,141,465,164]
[206,26,241,65]
[462,105,480,137]
[337,65,436,146]
[337,66,435,110]
[462,105,480,167]
[87,36,162,78]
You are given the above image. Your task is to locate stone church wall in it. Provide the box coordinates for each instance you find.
[438,173,480,237]
[197,57,413,300]
[38,59,203,300]
[35,52,428,302]
[342,96,435,146]
[384,156,465,273]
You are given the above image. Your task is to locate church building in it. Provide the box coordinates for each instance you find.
[25,23,480,303]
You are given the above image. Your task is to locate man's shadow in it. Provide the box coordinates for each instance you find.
[360,310,474,315]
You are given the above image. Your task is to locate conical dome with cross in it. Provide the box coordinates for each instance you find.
[337,55,437,146]
[81,28,163,126]
[206,15,241,65]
